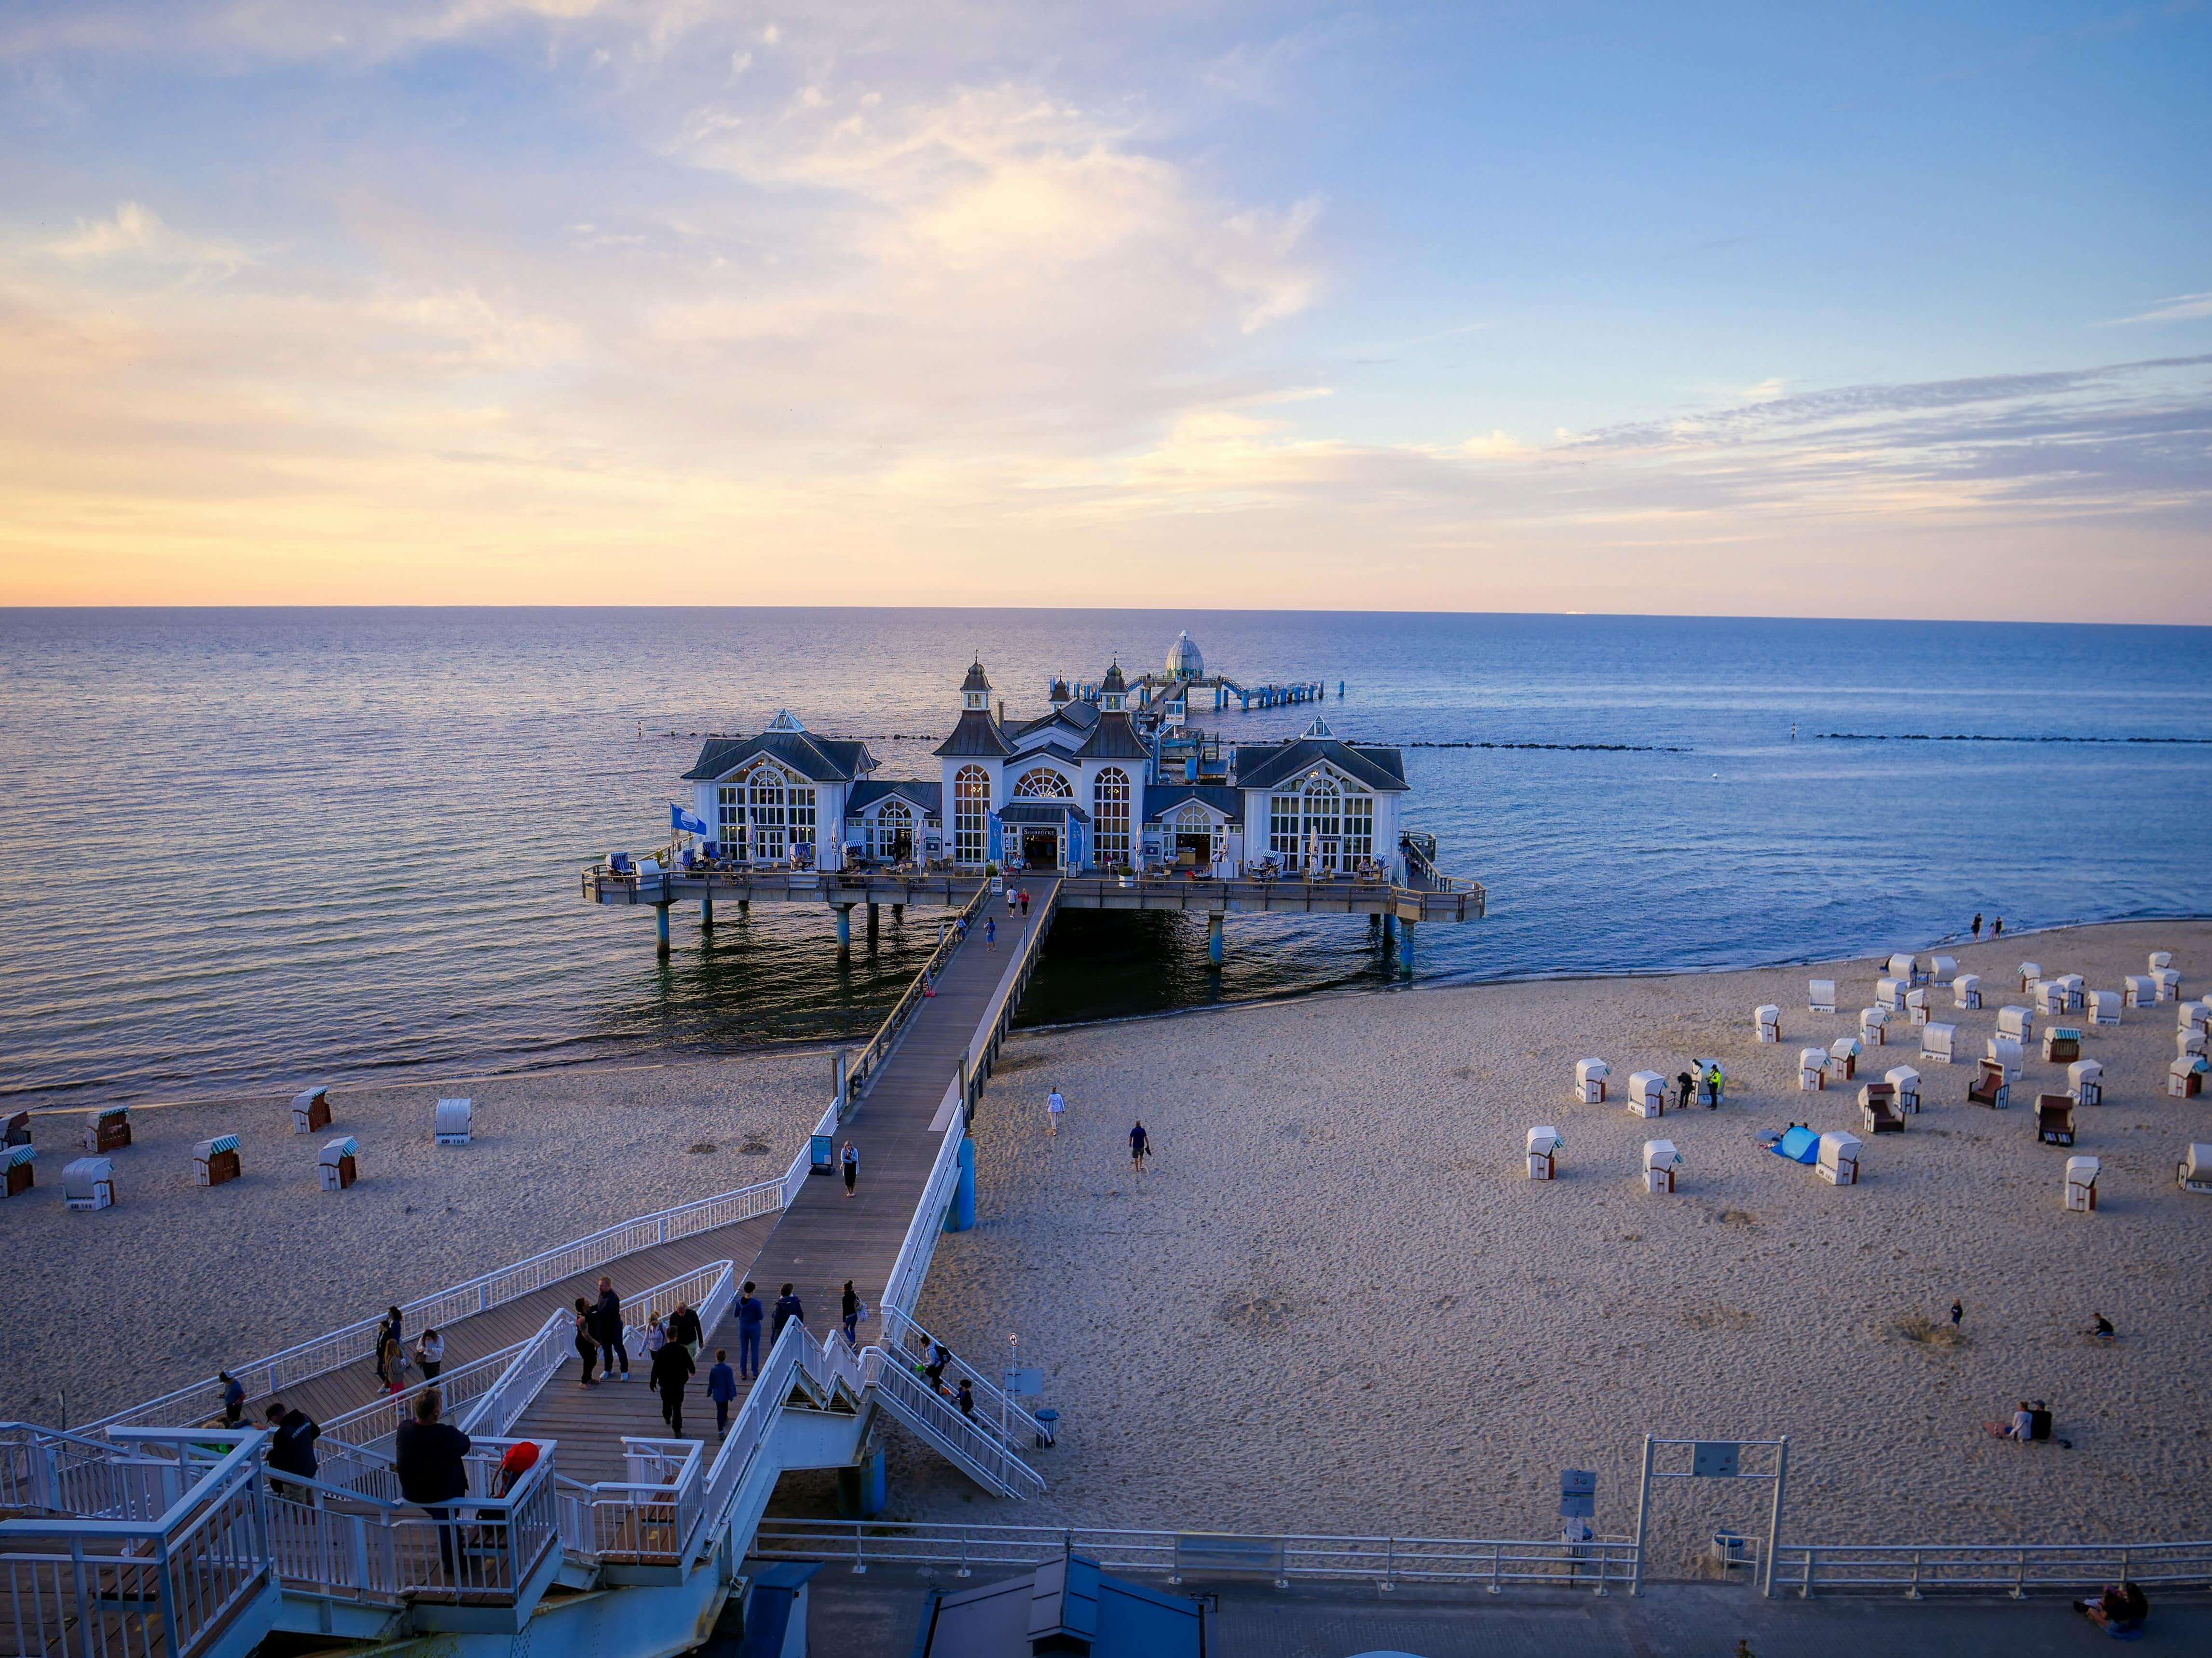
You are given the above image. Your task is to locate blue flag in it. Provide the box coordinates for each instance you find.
[672,803,710,836]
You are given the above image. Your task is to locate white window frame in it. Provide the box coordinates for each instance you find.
[954,766,992,867]
[1092,767,1132,866]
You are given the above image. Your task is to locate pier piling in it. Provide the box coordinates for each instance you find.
[834,903,854,957]
[1207,910,1226,965]
[699,893,714,931]
[866,901,879,940]
[1397,915,1417,977]
[655,902,671,957]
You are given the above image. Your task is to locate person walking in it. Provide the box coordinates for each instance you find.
[1047,1087,1065,1134]
[1993,917,2003,937]
[1020,888,1030,918]
[925,1342,951,1395]
[394,1390,471,1578]
[1129,1120,1150,1174]
[219,1371,246,1427]
[1972,913,1983,940]
[263,1400,321,1494]
[1704,1063,1723,1109]
[984,916,997,951]
[669,1301,703,1360]
[374,1308,402,1386]
[1950,1299,1964,1329]
[648,1333,694,1436]
[736,1281,765,1380]
[956,1378,976,1420]
[841,1139,860,1197]
[1674,1071,1694,1113]
[706,1350,737,1439]
[1006,887,1018,921]
[380,1331,410,1397]
[572,1298,601,1386]
[842,1280,861,1346]
[593,1277,630,1381]
[772,1283,803,1346]
[644,1315,668,1361]
[414,1328,444,1382]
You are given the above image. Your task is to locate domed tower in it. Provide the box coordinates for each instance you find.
[959,658,992,713]
[1048,675,1071,713]
[1164,630,1204,682]
[1099,659,1128,713]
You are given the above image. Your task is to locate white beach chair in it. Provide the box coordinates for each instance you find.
[2154,968,2182,1003]
[2057,974,2085,1012]
[291,1085,331,1135]
[2169,1057,2206,1099]
[1876,978,1905,1012]
[1928,955,1958,987]
[1526,1127,1561,1181]
[2088,990,2122,1027]
[1987,1034,2023,1083]
[435,1098,473,1146]
[1829,1035,1862,1081]
[1798,1048,1827,1091]
[2063,1155,2099,1213]
[2180,1144,2212,1195]
[1755,1005,1781,1044]
[1887,953,1921,986]
[2034,980,2068,1017]
[1886,1065,1922,1114]
[2180,1000,2211,1035]
[191,1135,241,1187]
[2018,962,2042,992]
[2150,951,2173,974]
[319,1136,359,1191]
[1808,979,1836,1015]
[64,1156,114,1211]
[1904,988,1930,1026]
[1921,1023,1957,1065]
[2125,975,2157,1009]
[1996,1005,2034,1042]
[1953,974,1981,1011]
[2068,1060,2103,1109]
[2180,1028,2208,1060]
[1859,1006,1888,1045]
[1642,1139,1681,1195]
[1574,1059,1610,1105]
[1625,1070,1667,1118]
[1818,1130,1862,1187]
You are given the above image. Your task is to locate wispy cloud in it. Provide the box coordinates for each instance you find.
[41,201,248,275]
[2107,290,2212,325]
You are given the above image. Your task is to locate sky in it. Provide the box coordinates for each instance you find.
[1,1,2208,618]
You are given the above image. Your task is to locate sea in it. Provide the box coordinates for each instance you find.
[2,608,2209,1107]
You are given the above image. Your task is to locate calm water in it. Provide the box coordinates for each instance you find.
[2,609,2208,1106]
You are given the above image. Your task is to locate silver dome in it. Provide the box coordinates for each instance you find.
[1164,630,1204,680]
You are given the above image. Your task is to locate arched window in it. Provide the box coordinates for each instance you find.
[1270,769,1358,870]
[874,800,913,861]
[716,761,817,863]
[1013,768,1074,799]
[954,766,992,866]
[1092,767,1130,865]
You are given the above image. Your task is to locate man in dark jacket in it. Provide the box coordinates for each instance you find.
[394,1392,473,1576]
[771,1284,803,1347]
[593,1277,629,1381]
[735,1281,765,1380]
[219,1371,245,1427]
[263,1401,321,1492]
[648,1337,696,1436]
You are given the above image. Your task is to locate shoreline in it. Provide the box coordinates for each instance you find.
[17,912,2207,1116]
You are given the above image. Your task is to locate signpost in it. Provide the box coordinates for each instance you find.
[1630,1435,1789,1597]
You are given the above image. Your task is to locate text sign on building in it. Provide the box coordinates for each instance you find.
[1559,1468,1596,1518]
[1691,1441,1741,1479]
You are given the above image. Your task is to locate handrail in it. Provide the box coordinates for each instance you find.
[95,1179,784,1433]
[862,1350,1045,1499]
[879,1307,1047,1451]
[844,882,997,1106]
[877,1079,967,1323]
[1771,1538,2212,1598]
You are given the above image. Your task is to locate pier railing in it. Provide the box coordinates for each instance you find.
[749,1520,1635,1593]
[94,1181,784,1434]
[1770,1539,2212,1598]
[842,881,997,1108]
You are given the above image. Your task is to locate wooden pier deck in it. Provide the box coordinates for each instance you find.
[510,879,1061,1481]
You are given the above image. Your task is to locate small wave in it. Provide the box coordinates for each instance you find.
[1819,732,2212,745]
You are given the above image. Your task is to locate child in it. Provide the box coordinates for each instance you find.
[706,1350,737,1438]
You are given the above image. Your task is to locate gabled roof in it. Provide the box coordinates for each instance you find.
[1011,700,1099,738]
[1232,733,1408,792]
[1010,740,1085,767]
[1144,784,1244,824]
[847,779,942,816]
[934,708,1015,759]
[683,729,875,784]
[1075,711,1150,761]
[918,1554,1202,1658]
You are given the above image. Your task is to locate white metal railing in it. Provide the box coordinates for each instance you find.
[459,1312,573,1441]
[0,1425,184,1523]
[860,1351,1043,1499]
[749,1519,1634,1591]
[876,1081,967,1323]
[878,1308,1046,1453]
[319,1336,533,1453]
[96,1182,784,1433]
[1772,1539,2212,1598]
[843,883,997,1105]
[0,1429,275,1658]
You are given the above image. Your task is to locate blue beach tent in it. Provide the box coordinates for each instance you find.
[1773,1126,1821,1164]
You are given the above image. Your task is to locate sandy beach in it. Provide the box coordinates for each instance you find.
[0,1052,830,1427]
[903,920,2212,1567]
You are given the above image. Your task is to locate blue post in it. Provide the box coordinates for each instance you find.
[655,903,671,956]
[1398,915,1417,977]
[836,1449,887,1518]
[945,1137,977,1232]
[835,903,853,956]
[699,893,714,931]
[1208,911,1225,965]
[1382,912,1397,954]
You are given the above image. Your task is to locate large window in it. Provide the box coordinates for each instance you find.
[954,766,992,866]
[1269,771,1361,870]
[1092,767,1131,866]
[720,762,816,862]
[1013,767,1074,798]
[873,801,913,860]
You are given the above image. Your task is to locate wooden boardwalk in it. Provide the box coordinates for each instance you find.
[510,879,1060,1482]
